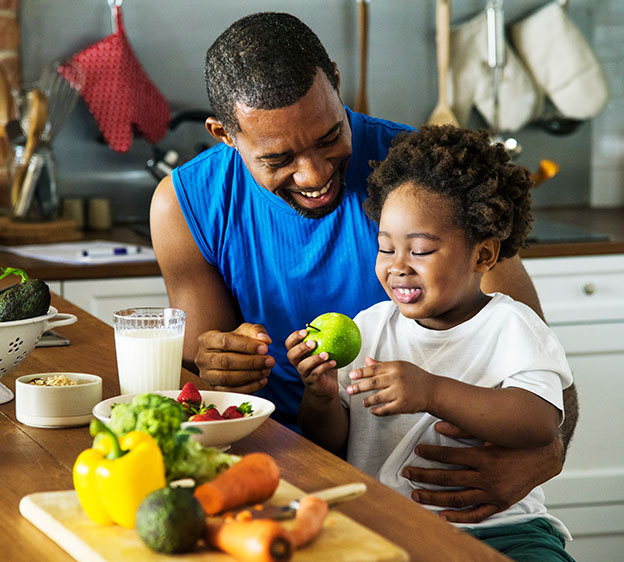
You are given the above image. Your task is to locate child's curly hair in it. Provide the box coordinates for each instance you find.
[364,125,533,260]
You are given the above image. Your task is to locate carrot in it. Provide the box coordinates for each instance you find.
[205,518,293,562]
[194,453,280,515]
[287,495,329,548]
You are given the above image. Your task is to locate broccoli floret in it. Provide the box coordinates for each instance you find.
[106,393,232,483]
[166,437,238,484]
[107,402,138,435]
[109,394,186,460]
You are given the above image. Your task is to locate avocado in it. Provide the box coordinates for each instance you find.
[0,279,51,322]
[135,486,205,554]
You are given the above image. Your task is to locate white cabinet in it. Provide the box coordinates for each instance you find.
[53,277,170,326]
[524,254,624,561]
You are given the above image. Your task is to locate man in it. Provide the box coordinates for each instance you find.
[151,12,578,524]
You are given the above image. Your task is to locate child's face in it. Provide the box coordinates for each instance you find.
[375,183,489,330]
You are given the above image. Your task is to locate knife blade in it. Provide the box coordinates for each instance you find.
[233,482,367,521]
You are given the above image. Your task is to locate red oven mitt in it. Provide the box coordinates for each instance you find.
[59,5,170,153]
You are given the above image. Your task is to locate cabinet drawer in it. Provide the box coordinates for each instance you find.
[62,277,169,326]
[552,322,624,353]
[524,255,624,323]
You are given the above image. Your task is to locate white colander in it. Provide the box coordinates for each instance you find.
[0,307,77,404]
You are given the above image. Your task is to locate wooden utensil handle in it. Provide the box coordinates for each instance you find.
[355,0,369,114]
[306,482,367,505]
[436,0,451,101]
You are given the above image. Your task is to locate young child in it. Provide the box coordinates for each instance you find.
[286,125,575,562]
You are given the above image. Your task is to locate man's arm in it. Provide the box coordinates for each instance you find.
[481,254,544,319]
[150,175,242,366]
[150,176,274,393]
[482,254,578,452]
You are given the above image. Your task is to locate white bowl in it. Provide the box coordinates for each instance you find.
[0,306,78,404]
[93,390,275,449]
[16,372,103,428]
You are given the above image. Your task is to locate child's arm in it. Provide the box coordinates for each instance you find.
[347,358,561,449]
[285,329,349,453]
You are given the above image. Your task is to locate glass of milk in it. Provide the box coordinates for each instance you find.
[113,307,186,394]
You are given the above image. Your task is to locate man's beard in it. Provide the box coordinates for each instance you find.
[279,172,347,219]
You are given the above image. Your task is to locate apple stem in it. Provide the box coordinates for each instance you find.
[306,323,320,332]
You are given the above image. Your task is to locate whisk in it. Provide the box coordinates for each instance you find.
[37,59,85,142]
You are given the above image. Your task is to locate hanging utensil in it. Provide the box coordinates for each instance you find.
[354,0,370,114]
[38,60,85,143]
[0,64,14,210]
[10,88,48,211]
[427,0,459,126]
[486,0,522,158]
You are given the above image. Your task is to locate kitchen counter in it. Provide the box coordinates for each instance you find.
[0,295,510,562]
[0,227,161,280]
[520,206,624,258]
[1,207,623,282]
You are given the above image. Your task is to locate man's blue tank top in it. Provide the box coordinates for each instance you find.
[173,107,413,428]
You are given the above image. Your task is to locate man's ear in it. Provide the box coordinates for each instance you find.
[332,62,341,94]
[205,117,236,148]
[475,238,501,273]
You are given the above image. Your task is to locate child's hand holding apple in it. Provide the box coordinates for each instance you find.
[286,312,362,398]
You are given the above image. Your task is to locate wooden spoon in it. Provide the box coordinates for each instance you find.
[427,0,459,127]
[354,0,370,114]
[0,65,13,188]
[10,88,48,210]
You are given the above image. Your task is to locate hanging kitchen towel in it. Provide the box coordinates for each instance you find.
[450,11,541,132]
[511,1,608,120]
[58,4,170,153]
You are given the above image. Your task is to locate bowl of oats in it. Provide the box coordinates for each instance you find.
[15,372,102,428]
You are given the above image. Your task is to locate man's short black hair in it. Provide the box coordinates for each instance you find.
[364,125,534,260]
[205,12,338,135]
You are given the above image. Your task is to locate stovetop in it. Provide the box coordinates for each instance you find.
[526,217,611,244]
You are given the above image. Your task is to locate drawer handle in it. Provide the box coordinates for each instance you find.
[582,283,596,296]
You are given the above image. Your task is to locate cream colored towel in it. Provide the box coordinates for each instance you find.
[511,1,609,120]
[450,11,542,132]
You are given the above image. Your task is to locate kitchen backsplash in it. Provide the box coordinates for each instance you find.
[17,0,620,225]
[590,0,624,207]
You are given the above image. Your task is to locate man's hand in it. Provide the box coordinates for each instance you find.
[195,323,275,394]
[402,421,564,523]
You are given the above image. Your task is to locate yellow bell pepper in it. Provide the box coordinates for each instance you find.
[73,419,166,528]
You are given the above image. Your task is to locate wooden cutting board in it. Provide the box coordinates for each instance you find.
[19,480,408,562]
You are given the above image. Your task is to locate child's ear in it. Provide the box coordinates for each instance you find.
[475,238,500,273]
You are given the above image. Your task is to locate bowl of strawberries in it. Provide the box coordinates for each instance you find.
[92,382,275,449]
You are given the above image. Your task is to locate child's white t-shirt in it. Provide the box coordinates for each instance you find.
[338,292,573,537]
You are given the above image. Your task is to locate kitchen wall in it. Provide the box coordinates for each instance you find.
[591,1,624,207]
[19,0,616,225]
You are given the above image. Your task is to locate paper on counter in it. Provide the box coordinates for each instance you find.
[0,240,156,265]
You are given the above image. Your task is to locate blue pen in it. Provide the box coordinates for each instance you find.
[79,246,143,258]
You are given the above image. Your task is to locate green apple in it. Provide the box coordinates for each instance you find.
[303,312,362,368]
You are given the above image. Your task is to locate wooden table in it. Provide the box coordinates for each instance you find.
[0,295,510,562]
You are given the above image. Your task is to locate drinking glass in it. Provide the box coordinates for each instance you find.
[113,307,186,394]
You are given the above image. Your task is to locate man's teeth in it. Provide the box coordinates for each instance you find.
[300,181,331,198]
[397,288,418,295]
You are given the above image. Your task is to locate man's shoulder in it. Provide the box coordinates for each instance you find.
[176,142,236,175]
[348,107,415,142]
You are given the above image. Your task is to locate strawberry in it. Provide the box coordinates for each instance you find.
[177,382,202,408]
[222,406,243,419]
[222,402,254,419]
[190,407,223,422]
